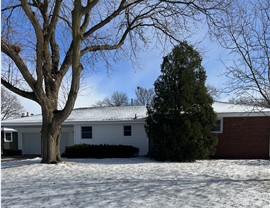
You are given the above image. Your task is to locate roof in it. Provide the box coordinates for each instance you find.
[1,106,147,126]
[66,106,146,122]
[213,102,270,117]
[1,127,17,132]
[1,102,270,126]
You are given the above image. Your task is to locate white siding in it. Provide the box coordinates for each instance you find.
[16,126,73,155]
[74,122,149,155]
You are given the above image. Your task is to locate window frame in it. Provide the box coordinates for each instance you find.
[123,125,132,137]
[4,132,13,142]
[212,118,223,133]
[81,126,93,139]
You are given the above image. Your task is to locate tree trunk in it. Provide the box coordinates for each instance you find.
[41,121,62,164]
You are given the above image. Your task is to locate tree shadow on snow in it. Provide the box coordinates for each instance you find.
[230,159,270,167]
[1,158,41,169]
[62,156,155,165]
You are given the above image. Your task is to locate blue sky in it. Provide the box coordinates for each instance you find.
[0,1,233,115]
[19,34,229,115]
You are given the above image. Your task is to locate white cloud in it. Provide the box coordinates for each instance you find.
[19,28,231,113]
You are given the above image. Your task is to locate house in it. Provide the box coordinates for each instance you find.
[1,102,270,159]
[1,106,148,156]
[212,102,270,159]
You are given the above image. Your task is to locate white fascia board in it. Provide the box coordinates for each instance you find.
[1,122,43,127]
[217,111,270,118]
[64,119,146,126]
[2,119,146,127]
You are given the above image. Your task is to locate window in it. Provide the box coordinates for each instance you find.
[212,119,222,133]
[4,132,13,142]
[81,126,92,139]
[124,125,132,136]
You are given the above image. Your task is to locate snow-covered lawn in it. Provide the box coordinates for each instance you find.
[1,157,270,208]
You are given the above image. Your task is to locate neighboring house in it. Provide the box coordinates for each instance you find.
[212,102,270,159]
[1,102,270,159]
[1,127,21,155]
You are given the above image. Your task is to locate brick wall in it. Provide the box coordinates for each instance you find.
[215,116,270,159]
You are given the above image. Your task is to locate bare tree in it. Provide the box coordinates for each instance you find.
[1,87,24,120]
[209,0,270,107]
[58,74,88,109]
[206,84,221,101]
[134,86,154,106]
[95,91,129,107]
[229,96,269,108]
[1,0,227,163]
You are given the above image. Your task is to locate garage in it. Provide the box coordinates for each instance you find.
[22,133,41,155]
[22,132,70,155]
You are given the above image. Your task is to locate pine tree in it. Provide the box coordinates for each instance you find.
[146,42,217,162]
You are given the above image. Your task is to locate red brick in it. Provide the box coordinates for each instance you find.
[215,116,270,159]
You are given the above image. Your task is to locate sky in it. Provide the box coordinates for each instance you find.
[0,2,231,116]
[17,32,230,115]
[0,1,234,116]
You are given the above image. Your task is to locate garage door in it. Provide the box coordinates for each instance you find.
[23,133,41,155]
[22,132,70,155]
[60,133,69,153]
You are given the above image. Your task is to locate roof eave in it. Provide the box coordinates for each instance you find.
[1,118,146,127]
[216,111,270,118]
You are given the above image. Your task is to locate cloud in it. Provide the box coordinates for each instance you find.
[19,28,231,113]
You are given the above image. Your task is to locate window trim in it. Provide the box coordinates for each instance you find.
[81,126,93,139]
[212,118,223,133]
[123,125,132,137]
[4,132,13,142]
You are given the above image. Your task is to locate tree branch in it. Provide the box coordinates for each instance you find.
[81,0,99,14]
[1,79,38,102]
[47,0,62,41]
[83,0,127,38]
[1,40,36,89]
[54,1,83,125]
[50,33,60,75]
[81,25,131,54]
[1,4,22,12]
[21,0,44,90]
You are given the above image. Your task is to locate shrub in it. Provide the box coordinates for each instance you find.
[62,144,139,158]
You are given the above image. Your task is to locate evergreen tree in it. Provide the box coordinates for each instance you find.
[146,42,217,162]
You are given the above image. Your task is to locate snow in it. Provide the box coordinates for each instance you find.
[1,157,270,208]
[212,102,270,114]
[1,128,17,132]
[2,106,147,125]
[3,102,270,127]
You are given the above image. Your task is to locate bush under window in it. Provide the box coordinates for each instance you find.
[62,144,139,158]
